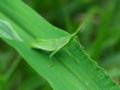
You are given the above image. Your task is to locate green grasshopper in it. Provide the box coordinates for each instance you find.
[31,7,96,57]
[32,24,85,57]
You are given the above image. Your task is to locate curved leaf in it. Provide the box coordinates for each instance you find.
[0,0,120,90]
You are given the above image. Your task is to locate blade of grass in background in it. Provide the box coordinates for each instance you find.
[80,7,98,48]
[52,0,73,33]
[0,0,120,90]
[89,0,117,60]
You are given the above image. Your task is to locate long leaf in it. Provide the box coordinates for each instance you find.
[0,0,120,90]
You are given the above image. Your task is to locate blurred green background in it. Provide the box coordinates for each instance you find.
[0,0,120,89]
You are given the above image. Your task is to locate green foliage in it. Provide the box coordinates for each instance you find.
[0,0,120,90]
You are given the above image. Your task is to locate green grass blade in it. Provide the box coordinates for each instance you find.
[0,0,120,90]
[89,0,117,60]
